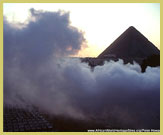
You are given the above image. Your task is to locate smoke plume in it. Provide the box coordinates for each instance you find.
[4,9,160,129]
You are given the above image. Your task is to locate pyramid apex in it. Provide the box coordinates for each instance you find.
[128,26,136,31]
[129,26,135,28]
[97,26,160,59]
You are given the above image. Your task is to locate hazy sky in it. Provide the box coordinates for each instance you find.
[3,3,160,57]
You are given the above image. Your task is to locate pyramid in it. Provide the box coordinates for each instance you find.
[97,26,160,61]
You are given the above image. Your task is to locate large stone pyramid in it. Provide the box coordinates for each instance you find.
[98,26,160,62]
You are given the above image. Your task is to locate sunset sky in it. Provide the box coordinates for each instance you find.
[3,3,160,57]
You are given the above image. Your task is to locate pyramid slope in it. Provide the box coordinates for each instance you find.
[98,26,160,59]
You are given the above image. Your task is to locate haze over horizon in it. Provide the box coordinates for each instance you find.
[4,3,160,57]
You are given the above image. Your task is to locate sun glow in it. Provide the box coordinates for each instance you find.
[4,3,160,57]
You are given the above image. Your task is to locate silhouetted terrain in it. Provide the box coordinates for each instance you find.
[141,54,160,72]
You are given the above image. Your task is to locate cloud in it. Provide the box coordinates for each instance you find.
[4,9,160,129]
[4,8,86,67]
